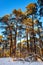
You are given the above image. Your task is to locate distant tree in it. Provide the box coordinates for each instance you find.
[25,3,37,54]
[2,15,10,23]
[13,9,25,17]
[37,0,43,6]
[12,9,27,57]
[37,0,43,17]
[26,3,37,15]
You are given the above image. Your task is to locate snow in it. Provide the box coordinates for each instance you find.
[0,58,43,65]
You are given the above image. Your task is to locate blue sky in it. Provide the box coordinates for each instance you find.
[0,0,36,16]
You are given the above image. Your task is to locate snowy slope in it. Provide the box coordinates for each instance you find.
[0,58,43,65]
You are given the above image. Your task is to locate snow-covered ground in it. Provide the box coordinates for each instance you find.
[0,58,43,65]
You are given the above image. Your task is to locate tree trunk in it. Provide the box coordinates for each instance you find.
[26,32,29,53]
[32,14,36,54]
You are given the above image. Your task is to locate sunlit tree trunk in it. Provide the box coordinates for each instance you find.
[26,29,29,54]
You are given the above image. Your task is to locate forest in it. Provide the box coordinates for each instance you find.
[0,0,43,61]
